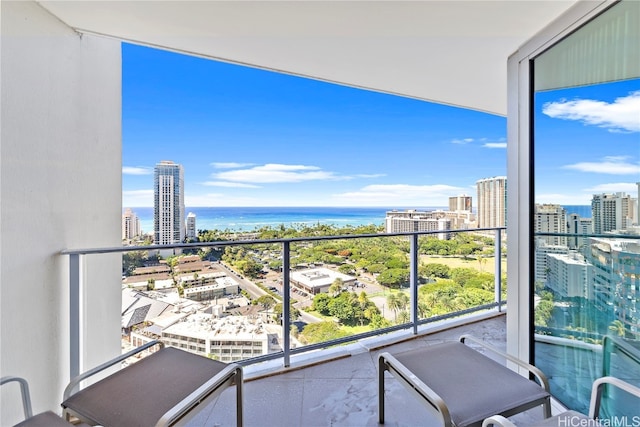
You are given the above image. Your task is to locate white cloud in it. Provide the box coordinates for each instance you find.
[211,162,254,169]
[563,157,640,175]
[451,138,475,145]
[201,181,261,188]
[122,166,152,175]
[214,163,340,184]
[483,142,507,149]
[122,189,153,207]
[332,184,465,206]
[542,91,640,133]
[452,137,506,149]
[585,182,639,194]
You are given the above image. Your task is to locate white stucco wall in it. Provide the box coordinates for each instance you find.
[1,1,122,424]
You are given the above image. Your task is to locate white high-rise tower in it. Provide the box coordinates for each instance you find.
[591,192,633,234]
[476,176,507,228]
[154,160,185,245]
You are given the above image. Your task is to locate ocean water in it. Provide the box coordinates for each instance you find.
[130,206,447,234]
[129,205,591,234]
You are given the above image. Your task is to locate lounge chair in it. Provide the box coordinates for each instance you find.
[0,376,90,427]
[482,376,640,427]
[61,340,243,427]
[378,334,551,427]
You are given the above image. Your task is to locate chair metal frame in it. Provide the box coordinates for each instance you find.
[378,334,551,427]
[482,376,640,427]
[62,340,243,427]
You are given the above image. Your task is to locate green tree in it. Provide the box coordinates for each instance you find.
[329,278,344,296]
[421,263,451,279]
[327,292,358,325]
[255,295,276,311]
[299,321,347,344]
[338,264,356,275]
[369,313,392,330]
[312,293,332,314]
[273,302,300,324]
[377,269,409,288]
[450,268,478,287]
[535,300,554,327]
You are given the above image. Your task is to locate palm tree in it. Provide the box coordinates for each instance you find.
[386,293,401,322]
[417,301,431,319]
[608,320,626,337]
[329,278,343,296]
[397,310,410,324]
[397,292,409,311]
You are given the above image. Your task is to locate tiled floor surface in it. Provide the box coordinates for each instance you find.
[184,313,550,427]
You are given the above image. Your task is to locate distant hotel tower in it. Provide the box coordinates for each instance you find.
[534,204,567,246]
[186,212,197,240]
[591,192,634,234]
[122,208,141,240]
[449,194,472,212]
[154,160,185,245]
[476,176,506,228]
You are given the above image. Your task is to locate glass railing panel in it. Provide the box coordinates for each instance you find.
[291,235,410,350]
[67,227,506,376]
[416,229,506,322]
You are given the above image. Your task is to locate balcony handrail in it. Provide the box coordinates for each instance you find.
[61,227,506,255]
[63,227,506,380]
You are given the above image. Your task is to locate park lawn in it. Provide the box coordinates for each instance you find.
[341,324,372,335]
[420,255,507,273]
[302,309,375,335]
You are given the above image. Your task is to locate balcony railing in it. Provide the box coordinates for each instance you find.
[62,227,506,380]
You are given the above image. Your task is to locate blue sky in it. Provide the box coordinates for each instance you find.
[535,79,639,205]
[122,43,639,207]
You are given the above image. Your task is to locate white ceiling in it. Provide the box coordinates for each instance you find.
[37,0,583,116]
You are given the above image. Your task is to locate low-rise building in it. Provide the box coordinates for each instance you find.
[182,276,240,301]
[290,268,356,295]
[161,314,282,362]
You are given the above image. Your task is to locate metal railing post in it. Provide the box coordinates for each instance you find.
[282,241,291,367]
[410,234,419,334]
[495,229,503,312]
[69,253,81,381]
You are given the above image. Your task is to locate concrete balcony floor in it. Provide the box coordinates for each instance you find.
[186,312,551,427]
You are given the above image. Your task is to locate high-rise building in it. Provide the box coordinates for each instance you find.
[186,212,197,240]
[449,194,472,212]
[637,182,640,225]
[154,160,185,245]
[534,204,567,246]
[476,176,507,228]
[545,252,592,299]
[588,237,640,339]
[122,208,141,241]
[567,213,593,251]
[591,192,633,234]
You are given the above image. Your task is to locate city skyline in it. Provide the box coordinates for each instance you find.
[122,43,639,208]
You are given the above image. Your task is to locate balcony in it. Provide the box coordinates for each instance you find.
[3,1,638,425]
[57,227,637,425]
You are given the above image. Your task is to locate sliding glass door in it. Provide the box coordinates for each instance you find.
[531,0,639,415]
